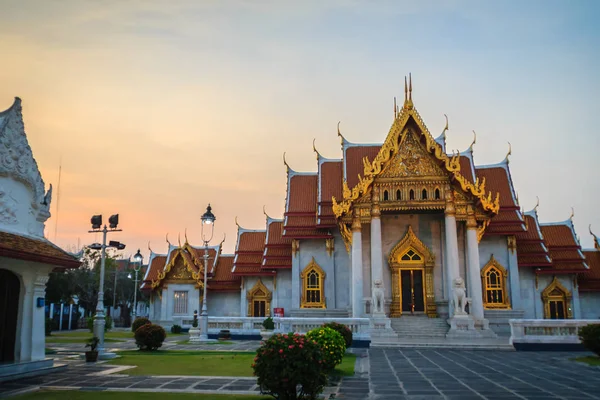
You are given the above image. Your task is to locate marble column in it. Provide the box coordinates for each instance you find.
[466,206,484,321]
[160,288,168,321]
[444,193,460,317]
[370,188,384,315]
[31,272,50,361]
[351,209,364,318]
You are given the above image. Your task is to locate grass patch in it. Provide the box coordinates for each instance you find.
[46,337,123,344]
[108,350,256,376]
[50,331,134,339]
[14,391,269,400]
[175,340,234,345]
[574,356,600,366]
[332,354,356,376]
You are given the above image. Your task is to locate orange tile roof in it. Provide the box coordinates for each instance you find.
[262,220,292,269]
[515,213,552,268]
[345,146,380,189]
[320,160,343,202]
[580,250,600,291]
[210,255,240,291]
[140,254,167,290]
[0,231,80,269]
[475,166,516,207]
[233,230,273,276]
[538,223,588,273]
[287,175,318,213]
[237,231,266,252]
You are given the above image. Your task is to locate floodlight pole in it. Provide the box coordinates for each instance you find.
[89,224,122,360]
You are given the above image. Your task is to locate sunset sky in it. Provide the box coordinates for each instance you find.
[1,0,599,258]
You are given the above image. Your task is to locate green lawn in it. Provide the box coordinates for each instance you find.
[46,337,124,343]
[107,350,356,377]
[15,391,269,400]
[175,340,234,345]
[48,331,134,339]
[574,356,600,366]
[108,351,256,376]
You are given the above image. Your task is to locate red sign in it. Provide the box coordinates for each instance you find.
[273,308,284,317]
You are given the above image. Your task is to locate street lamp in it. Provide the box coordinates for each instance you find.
[88,214,124,360]
[131,249,143,320]
[200,204,215,341]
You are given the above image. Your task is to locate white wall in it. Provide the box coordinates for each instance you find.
[580,292,600,319]
[210,291,241,317]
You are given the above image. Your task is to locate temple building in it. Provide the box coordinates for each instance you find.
[0,98,80,378]
[141,78,600,340]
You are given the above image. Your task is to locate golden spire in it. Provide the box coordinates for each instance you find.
[394,97,397,118]
[403,74,414,110]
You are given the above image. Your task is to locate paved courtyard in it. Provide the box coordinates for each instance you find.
[2,348,600,399]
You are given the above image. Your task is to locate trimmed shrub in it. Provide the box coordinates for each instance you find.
[132,317,151,332]
[171,324,182,334]
[306,326,346,371]
[262,317,275,330]
[579,324,600,356]
[135,323,166,351]
[87,315,113,333]
[323,322,352,348]
[253,332,327,400]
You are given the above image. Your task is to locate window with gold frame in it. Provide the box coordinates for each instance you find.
[246,279,272,317]
[300,258,326,308]
[541,276,573,319]
[481,255,511,309]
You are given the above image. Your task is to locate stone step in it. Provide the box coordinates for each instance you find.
[371,342,515,350]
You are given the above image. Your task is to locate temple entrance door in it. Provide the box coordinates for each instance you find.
[0,269,20,363]
[400,269,425,313]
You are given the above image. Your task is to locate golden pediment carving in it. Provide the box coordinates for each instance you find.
[379,131,446,178]
[166,259,195,280]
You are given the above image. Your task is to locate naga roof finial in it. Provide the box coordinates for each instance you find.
[166,233,171,246]
[443,114,449,133]
[312,138,320,160]
[283,152,290,170]
[533,196,540,213]
[505,142,512,163]
[148,241,153,253]
[590,225,599,250]
[469,130,477,151]
[337,121,346,148]
[569,207,575,220]
[235,216,240,228]
[184,228,189,244]
[263,205,271,220]
[220,232,226,246]
[177,233,182,248]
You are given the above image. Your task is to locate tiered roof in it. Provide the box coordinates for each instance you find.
[515,210,552,268]
[580,231,600,292]
[262,217,292,269]
[232,225,274,276]
[140,241,240,292]
[538,219,588,274]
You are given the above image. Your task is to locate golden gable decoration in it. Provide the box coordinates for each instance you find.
[151,248,203,289]
[379,131,446,178]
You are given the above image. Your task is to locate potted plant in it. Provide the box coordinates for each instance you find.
[85,336,100,362]
[189,310,201,342]
[260,317,275,341]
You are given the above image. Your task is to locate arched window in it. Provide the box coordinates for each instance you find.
[409,189,415,200]
[383,190,389,201]
[481,256,510,309]
[400,248,422,262]
[246,279,272,317]
[541,277,573,319]
[301,258,326,308]
[396,189,401,200]
[422,189,428,200]
[435,188,441,200]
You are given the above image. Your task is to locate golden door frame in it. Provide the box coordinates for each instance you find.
[541,276,573,319]
[388,226,437,318]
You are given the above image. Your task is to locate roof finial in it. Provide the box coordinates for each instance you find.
[184,228,189,244]
[283,152,290,170]
[569,207,575,220]
[469,130,477,151]
[403,74,414,109]
[394,97,397,119]
[235,216,240,228]
[263,205,270,220]
[409,73,412,101]
[178,233,182,247]
[590,225,600,250]
[505,142,512,163]
[337,121,346,149]
[312,138,320,160]
[443,114,449,133]
[404,76,408,102]
[533,196,540,213]
[148,241,153,253]
[219,232,226,246]
[166,233,171,246]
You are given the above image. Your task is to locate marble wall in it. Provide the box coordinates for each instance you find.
[210,291,241,317]
[580,292,600,319]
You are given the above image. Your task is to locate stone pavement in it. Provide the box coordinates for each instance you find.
[338,348,600,400]
[3,346,600,399]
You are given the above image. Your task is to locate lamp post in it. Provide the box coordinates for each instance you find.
[88,214,124,360]
[131,249,143,320]
[200,204,215,341]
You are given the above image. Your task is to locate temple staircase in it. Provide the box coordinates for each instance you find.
[370,315,514,350]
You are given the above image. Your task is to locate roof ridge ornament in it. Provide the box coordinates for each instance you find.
[235,216,240,228]
[589,225,600,250]
[263,205,271,221]
[394,97,397,119]
[148,241,153,253]
[505,142,512,164]
[312,138,320,160]
[337,121,346,149]
[469,130,477,152]
[166,233,171,246]
[184,228,189,244]
[444,114,449,133]
[569,207,575,221]
[533,196,540,213]
[403,73,414,110]
[178,233,182,248]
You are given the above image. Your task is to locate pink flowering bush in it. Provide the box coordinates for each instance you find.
[252,332,327,400]
[305,326,346,371]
